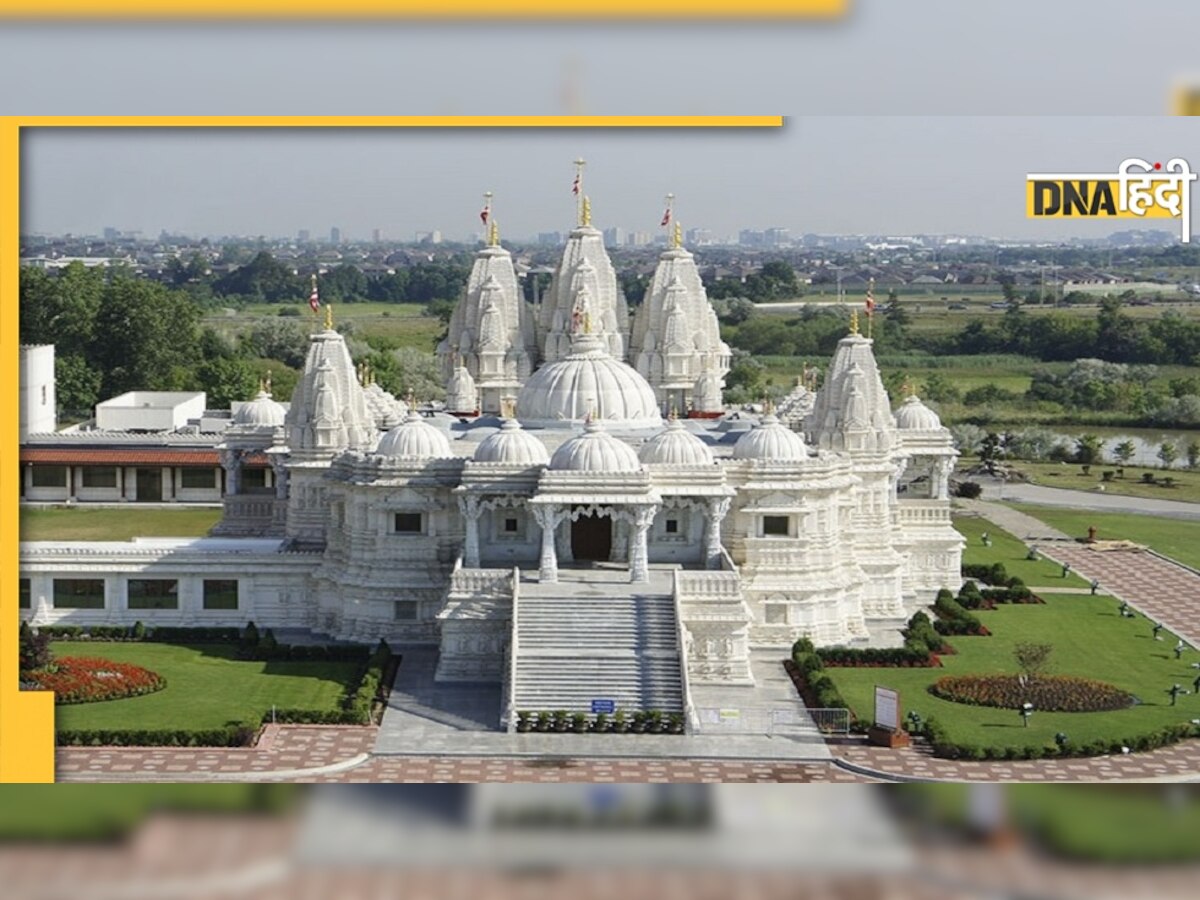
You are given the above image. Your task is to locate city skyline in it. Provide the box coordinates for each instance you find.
[22,117,1199,243]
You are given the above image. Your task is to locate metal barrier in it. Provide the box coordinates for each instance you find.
[691,706,850,736]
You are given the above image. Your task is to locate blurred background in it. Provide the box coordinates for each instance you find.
[0,784,1198,899]
[0,1,1197,117]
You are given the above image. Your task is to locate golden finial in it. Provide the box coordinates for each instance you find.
[672,220,683,249]
[582,195,592,227]
[849,309,859,335]
[668,402,678,421]
[258,373,267,394]
[324,304,334,331]
[901,376,915,398]
[264,370,272,396]
[582,310,593,335]
[488,219,499,247]
[356,362,364,384]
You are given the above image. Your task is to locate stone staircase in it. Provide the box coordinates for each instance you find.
[509,568,684,716]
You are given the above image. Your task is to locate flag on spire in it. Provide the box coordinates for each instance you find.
[572,172,581,195]
[865,279,876,316]
[309,275,321,314]
[480,206,489,225]
[481,191,492,226]
[660,207,671,227]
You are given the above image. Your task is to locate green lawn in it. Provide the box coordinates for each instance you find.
[20,506,221,541]
[1011,505,1200,571]
[824,516,1198,752]
[955,514,1090,588]
[830,593,1195,751]
[902,785,1200,863]
[48,643,360,731]
[1005,461,1200,505]
[0,785,296,840]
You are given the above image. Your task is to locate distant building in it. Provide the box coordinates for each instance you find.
[298,229,311,243]
[19,345,55,441]
[602,226,626,248]
[372,228,383,243]
[628,231,652,247]
[330,226,342,245]
[535,231,564,246]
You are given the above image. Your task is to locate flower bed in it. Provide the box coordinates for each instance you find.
[514,710,685,734]
[26,656,166,705]
[930,674,1134,713]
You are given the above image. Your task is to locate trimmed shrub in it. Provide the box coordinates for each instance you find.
[955,481,983,499]
[57,722,257,748]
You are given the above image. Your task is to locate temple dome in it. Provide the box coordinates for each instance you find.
[515,333,661,426]
[232,390,286,428]
[894,394,942,431]
[376,411,453,460]
[733,414,807,462]
[638,418,714,467]
[549,419,641,473]
[473,419,549,466]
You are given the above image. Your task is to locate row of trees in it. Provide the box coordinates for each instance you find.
[953,424,1200,470]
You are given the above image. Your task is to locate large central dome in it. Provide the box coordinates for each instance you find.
[516,333,662,427]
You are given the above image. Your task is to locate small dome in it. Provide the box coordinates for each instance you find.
[233,390,286,428]
[515,334,661,426]
[549,419,641,473]
[474,419,549,466]
[639,418,715,467]
[733,414,807,461]
[894,394,942,431]
[376,411,453,460]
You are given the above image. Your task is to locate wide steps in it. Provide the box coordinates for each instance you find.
[511,585,684,714]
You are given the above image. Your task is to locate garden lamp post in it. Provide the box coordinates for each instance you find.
[1168,684,1187,706]
[1054,731,1068,751]
[1153,622,1164,641]
[907,710,922,733]
[1026,546,1039,561]
[1020,702,1034,727]
[1175,640,1188,660]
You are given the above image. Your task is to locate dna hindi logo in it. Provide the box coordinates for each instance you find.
[1026,158,1197,243]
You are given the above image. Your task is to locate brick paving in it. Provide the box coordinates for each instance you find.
[1040,543,1200,647]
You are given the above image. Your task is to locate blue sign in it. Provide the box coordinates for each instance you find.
[591,699,615,714]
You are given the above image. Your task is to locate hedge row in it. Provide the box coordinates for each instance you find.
[933,589,990,636]
[41,624,243,643]
[789,639,853,714]
[815,611,951,669]
[57,722,258,748]
[270,639,392,726]
[956,579,1042,610]
[920,716,1200,761]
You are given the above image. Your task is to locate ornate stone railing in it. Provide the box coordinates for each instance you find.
[449,564,514,598]
[897,500,953,527]
[676,569,744,600]
[223,495,276,522]
[672,568,698,733]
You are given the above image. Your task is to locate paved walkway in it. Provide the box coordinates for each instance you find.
[1037,543,1200,649]
[956,498,1070,540]
[975,476,1200,520]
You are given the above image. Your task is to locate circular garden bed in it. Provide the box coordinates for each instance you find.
[930,674,1134,712]
[24,656,166,705]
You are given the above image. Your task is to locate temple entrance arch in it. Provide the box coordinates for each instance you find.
[570,509,612,562]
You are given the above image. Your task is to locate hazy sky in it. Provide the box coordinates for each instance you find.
[21,117,1199,241]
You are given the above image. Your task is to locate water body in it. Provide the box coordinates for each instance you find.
[1039,426,1198,469]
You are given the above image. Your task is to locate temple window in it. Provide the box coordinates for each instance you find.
[394,512,423,534]
[202,579,239,610]
[53,578,106,609]
[665,519,680,534]
[394,600,418,621]
[762,515,790,537]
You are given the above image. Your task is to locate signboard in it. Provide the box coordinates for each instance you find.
[873,686,900,731]
[590,699,615,715]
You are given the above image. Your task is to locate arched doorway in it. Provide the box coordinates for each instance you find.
[571,510,613,562]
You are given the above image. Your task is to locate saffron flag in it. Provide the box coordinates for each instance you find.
[480,207,489,225]
[661,207,671,227]
[572,173,581,195]
[865,289,876,316]
[309,280,321,313]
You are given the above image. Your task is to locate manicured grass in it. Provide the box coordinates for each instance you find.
[0,785,295,840]
[20,506,221,541]
[904,785,1200,863]
[1010,505,1200,572]
[48,643,360,731]
[954,514,1090,588]
[830,593,1195,751]
[1006,461,1200,505]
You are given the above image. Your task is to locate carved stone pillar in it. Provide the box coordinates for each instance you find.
[459,495,482,568]
[534,505,559,583]
[219,448,242,496]
[934,457,953,500]
[705,496,731,569]
[629,505,656,584]
[271,456,290,501]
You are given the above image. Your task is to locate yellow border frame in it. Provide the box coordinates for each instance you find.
[0,1,846,18]
[0,114,782,783]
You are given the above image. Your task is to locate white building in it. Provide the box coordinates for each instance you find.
[20,197,963,730]
[19,345,55,440]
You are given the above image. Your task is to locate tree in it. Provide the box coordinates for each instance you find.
[1112,440,1136,467]
[922,372,961,404]
[1158,441,1179,469]
[196,357,259,409]
[1013,641,1054,683]
[19,623,52,673]
[978,431,1005,474]
[1188,440,1200,470]
[243,319,311,369]
[724,354,767,404]
[1074,434,1105,465]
